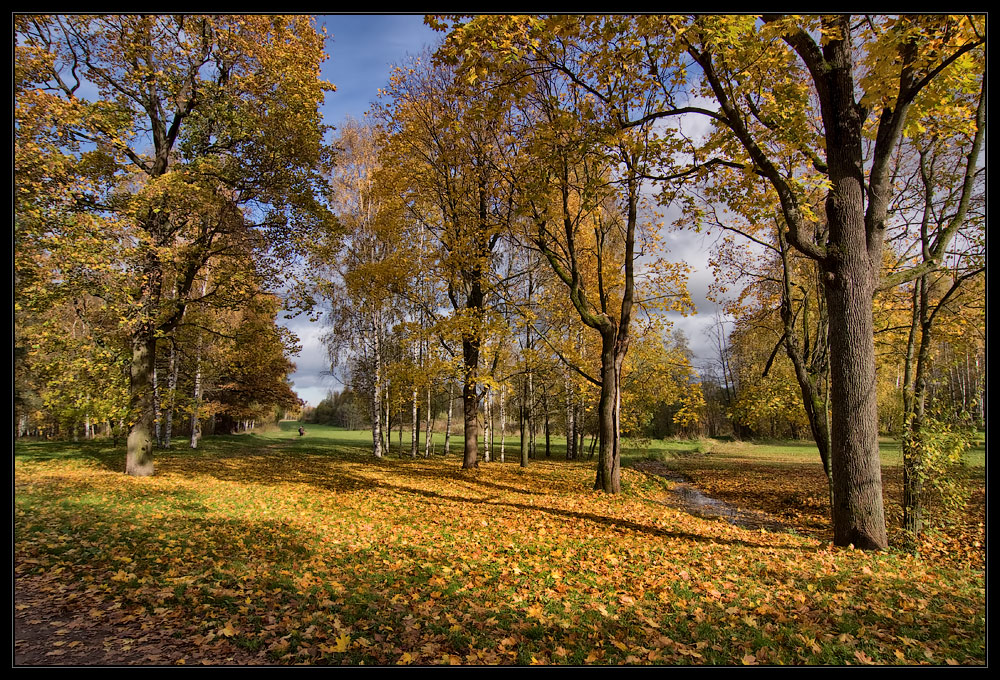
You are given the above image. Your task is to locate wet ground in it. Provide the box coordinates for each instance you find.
[630,461,792,534]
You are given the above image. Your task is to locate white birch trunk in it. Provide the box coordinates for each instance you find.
[444,381,454,455]
[189,275,209,449]
[152,363,161,446]
[371,314,383,458]
[163,340,179,448]
[484,386,492,463]
[424,384,433,457]
[500,382,506,463]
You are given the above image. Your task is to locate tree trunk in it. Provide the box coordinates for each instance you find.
[543,388,550,457]
[778,229,834,509]
[189,278,208,450]
[444,381,453,456]
[152,361,162,447]
[594,330,622,493]
[462,369,480,469]
[125,330,156,476]
[565,373,575,460]
[163,340,178,448]
[384,376,391,453]
[398,405,404,457]
[823,224,887,550]
[499,382,506,463]
[809,19,887,549]
[424,384,433,458]
[461,311,482,469]
[411,384,419,458]
[484,386,492,463]
[527,366,536,460]
[371,321,383,458]
[520,378,528,468]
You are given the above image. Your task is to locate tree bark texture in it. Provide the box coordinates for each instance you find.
[125,330,156,476]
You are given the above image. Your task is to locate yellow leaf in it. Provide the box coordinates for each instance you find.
[332,633,351,653]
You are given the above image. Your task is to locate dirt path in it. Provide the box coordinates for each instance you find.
[14,572,267,666]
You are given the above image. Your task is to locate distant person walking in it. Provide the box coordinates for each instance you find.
[298,426,305,437]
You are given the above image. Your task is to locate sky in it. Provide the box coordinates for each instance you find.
[282,14,725,407]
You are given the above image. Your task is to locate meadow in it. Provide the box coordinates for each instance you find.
[14,423,985,666]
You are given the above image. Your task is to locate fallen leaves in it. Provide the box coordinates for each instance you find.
[13,437,987,666]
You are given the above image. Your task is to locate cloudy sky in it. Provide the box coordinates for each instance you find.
[282,14,727,406]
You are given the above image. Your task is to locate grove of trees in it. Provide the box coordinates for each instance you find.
[15,14,984,551]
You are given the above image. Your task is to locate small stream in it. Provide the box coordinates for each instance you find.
[631,461,790,534]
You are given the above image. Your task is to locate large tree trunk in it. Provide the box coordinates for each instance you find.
[462,368,480,469]
[593,330,622,493]
[125,330,156,476]
[818,25,888,549]
[823,210,886,550]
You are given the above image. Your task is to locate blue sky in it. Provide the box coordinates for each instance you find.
[316,15,442,126]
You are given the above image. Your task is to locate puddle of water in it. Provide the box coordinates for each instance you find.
[632,462,789,533]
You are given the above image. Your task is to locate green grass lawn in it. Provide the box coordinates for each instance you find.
[15,425,985,666]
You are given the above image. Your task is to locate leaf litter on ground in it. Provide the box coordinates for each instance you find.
[14,432,985,666]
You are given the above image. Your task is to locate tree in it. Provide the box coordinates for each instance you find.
[310,118,409,458]
[208,294,303,434]
[886,96,985,539]
[671,14,984,550]
[376,52,519,470]
[16,15,334,475]
[435,15,985,545]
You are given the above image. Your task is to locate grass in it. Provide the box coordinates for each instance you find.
[14,423,986,666]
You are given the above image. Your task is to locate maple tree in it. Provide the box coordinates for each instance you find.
[15,15,334,475]
[374,52,522,470]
